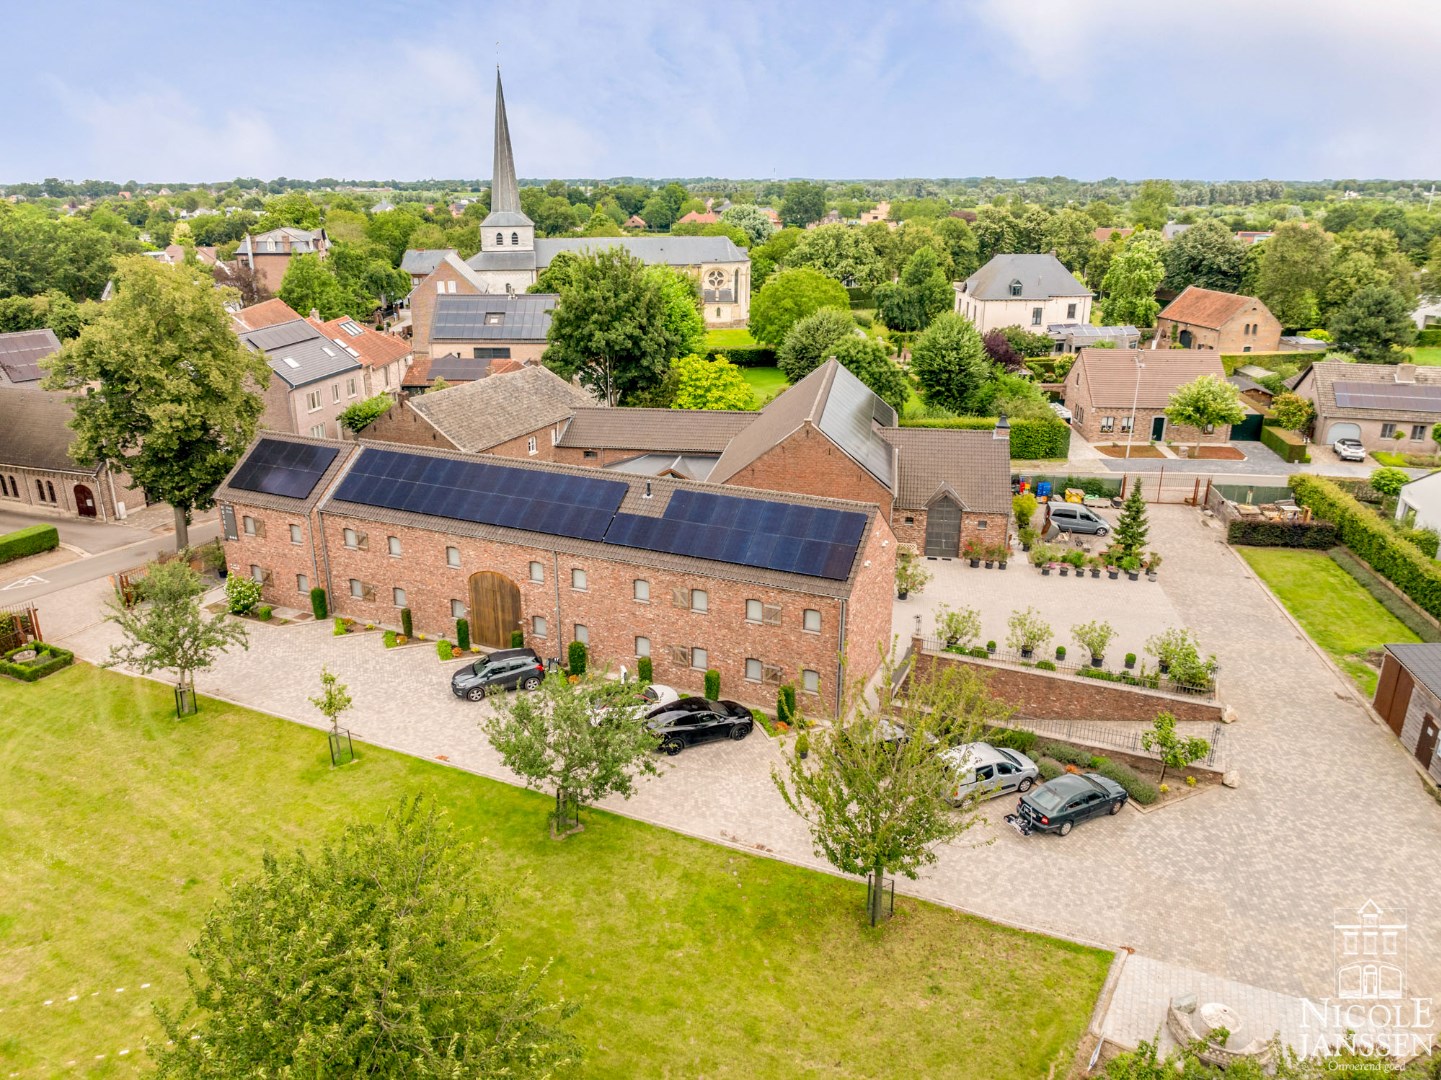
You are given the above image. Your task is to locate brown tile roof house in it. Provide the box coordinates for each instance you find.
[1158,286,1255,329]
[1293,361,1441,447]
[0,328,62,385]
[1062,348,1236,445]
[1155,286,1282,353]
[557,408,756,454]
[309,316,411,371]
[877,427,1011,513]
[231,298,303,333]
[405,365,595,452]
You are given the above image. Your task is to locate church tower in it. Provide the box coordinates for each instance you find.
[480,70,535,256]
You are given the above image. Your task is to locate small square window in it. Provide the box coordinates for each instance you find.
[574,624,589,644]
[387,536,402,557]
[635,636,651,658]
[802,669,820,693]
[446,545,461,567]
[393,587,407,607]
[249,564,263,583]
[451,599,466,619]
[297,573,309,593]
[532,616,548,637]
[343,528,358,548]
[745,658,762,682]
[975,519,988,529]
[1381,423,1398,438]
[583,450,598,459]
[746,599,763,623]
[691,647,708,670]
[691,589,708,613]
[803,608,821,633]
[571,568,587,591]
[529,561,545,583]
[527,437,537,455]
[349,578,363,598]
[243,515,256,536]
[633,579,650,602]
[904,516,914,525]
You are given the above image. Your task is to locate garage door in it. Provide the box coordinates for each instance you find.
[1326,422,1361,443]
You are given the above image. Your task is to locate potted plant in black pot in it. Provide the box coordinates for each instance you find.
[1019,527,1036,553]
[1055,645,1066,663]
[1006,607,1053,662]
[996,543,1011,570]
[1124,652,1137,670]
[1066,549,1085,580]
[895,551,932,600]
[1122,554,1142,581]
[1072,619,1116,669]
[964,539,982,569]
[986,640,996,655]
[1145,552,1162,582]
[1145,627,1197,676]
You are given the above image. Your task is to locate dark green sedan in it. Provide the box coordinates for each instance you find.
[1005,772,1127,836]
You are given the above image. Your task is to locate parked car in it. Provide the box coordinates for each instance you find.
[1333,437,1365,462]
[645,696,755,755]
[1045,502,1110,536]
[451,648,544,701]
[640,683,681,707]
[940,742,1039,805]
[1005,773,1128,836]
[1049,401,1073,423]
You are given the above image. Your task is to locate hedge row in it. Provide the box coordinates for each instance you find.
[0,642,74,682]
[0,524,59,565]
[899,416,1070,459]
[1259,424,1310,464]
[1226,518,1340,549]
[1220,352,1316,373]
[1416,329,1441,347]
[1329,548,1441,644]
[1289,474,1441,619]
[706,345,776,367]
[1038,742,1159,804]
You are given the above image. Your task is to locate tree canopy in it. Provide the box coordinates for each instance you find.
[1252,221,1332,328]
[670,353,757,410]
[720,204,776,246]
[1099,235,1166,327]
[777,307,857,383]
[909,311,991,414]
[1161,219,1246,293]
[277,253,352,320]
[1164,374,1247,450]
[749,267,851,347]
[645,264,707,359]
[831,336,911,412]
[784,223,885,287]
[1129,180,1174,231]
[874,248,952,332]
[1329,284,1417,362]
[779,181,827,227]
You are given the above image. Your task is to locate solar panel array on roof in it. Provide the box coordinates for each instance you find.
[604,489,866,581]
[0,328,61,383]
[333,448,627,541]
[229,439,340,500]
[241,319,319,352]
[1333,382,1441,413]
[430,295,556,341]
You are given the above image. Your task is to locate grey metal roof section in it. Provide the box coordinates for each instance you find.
[426,355,492,382]
[604,453,720,480]
[1046,323,1139,346]
[235,227,325,256]
[1333,381,1441,413]
[467,249,541,273]
[0,388,94,473]
[1384,643,1441,700]
[0,328,61,383]
[533,235,748,267]
[431,293,556,341]
[485,70,522,218]
[962,253,1092,300]
[817,364,897,489]
[400,248,455,275]
[239,319,361,389]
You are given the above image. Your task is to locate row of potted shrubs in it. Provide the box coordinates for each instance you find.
[1029,543,1162,580]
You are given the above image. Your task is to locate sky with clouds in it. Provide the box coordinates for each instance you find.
[3,0,1437,185]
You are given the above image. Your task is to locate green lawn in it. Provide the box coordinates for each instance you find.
[704,327,760,351]
[0,666,1108,1078]
[741,365,789,405]
[1407,347,1441,366]
[1238,548,1420,694]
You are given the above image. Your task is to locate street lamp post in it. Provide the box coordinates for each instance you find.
[1124,355,1146,459]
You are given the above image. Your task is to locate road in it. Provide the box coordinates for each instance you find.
[0,509,153,555]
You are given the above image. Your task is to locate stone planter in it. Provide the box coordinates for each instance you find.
[1073,568,1086,582]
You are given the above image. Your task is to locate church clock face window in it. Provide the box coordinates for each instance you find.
[706,269,726,289]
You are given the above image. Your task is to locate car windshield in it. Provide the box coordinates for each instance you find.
[1029,786,1067,812]
[998,749,1023,767]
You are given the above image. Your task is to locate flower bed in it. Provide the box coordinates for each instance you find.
[1,642,75,682]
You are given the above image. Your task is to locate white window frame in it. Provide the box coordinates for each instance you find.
[532,615,548,637]
[803,608,822,633]
[802,669,820,693]
[571,568,587,591]
[633,579,650,602]
[446,545,461,568]
[297,573,309,593]
[635,636,651,658]
[746,599,763,623]
[574,624,589,645]
[529,561,545,583]
[392,587,407,608]
[745,658,763,682]
[527,436,538,455]
[691,589,708,613]
[691,647,708,670]
[242,515,256,536]
[349,578,363,598]
[451,599,466,619]
[306,389,322,412]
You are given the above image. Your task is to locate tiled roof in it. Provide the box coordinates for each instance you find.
[557,408,756,453]
[1066,348,1226,408]
[708,359,896,492]
[235,228,325,256]
[878,427,1012,513]
[1383,643,1441,700]
[1297,360,1441,422]
[239,319,362,389]
[961,254,1092,301]
[0,328,61,384]
[216,432,357,514]
[406,365,595,451]
[400,248,456,275]
[0,388,94,473]
[431,293,556,342]
[310,316,411,369]
[1158,286,1266,330]
[231,298,302,332]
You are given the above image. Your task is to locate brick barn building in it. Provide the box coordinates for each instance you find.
[216,434,896,715]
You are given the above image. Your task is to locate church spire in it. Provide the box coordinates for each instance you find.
[489,68,520,215]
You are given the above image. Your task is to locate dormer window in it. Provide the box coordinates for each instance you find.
[495,232,504,246]
[511,232,519,245]
[1009,279,1023,296]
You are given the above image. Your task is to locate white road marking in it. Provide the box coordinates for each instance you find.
[2,574,46,590]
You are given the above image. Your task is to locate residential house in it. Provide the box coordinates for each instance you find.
[307,315,412,398]
[676,210,719,225]
[1160,223,1192,241]
[624,214,647,229]
[400,248,456,289]
[1372,644,1441,784]
[1229,374,1275,409]
[859,201,891,225]
[1291,361,1441,449]
[1093,227,1133,243]
[1394,471,1441,537]
[230,298,302,333]
[234,227,329,292]
[1155,286,1282,353]
[953,253,1093,334]
[0,328,61,387]
[0,388,145,519]
[239,319,364,440]
[1235,231,1273,245]
[411,292,556,389]
[1045,323,1140,354]
[1061,348,1233,445]
[807,210,843,228]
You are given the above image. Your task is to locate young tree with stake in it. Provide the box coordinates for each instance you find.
[308,666,353,733]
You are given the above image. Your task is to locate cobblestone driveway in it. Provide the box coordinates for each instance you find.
[46,506,1441,1009]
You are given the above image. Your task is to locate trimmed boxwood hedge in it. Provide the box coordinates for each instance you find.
[899,416,1070,459]
[1259,424,1310,464]
[1227,518,1339,549]
[706,345,776,367]
[1,642,74,682]
[0,523,59,565]
[1290,473,1441,620]
[1416,329,1441,347]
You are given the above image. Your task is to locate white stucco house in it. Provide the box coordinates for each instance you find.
[953,253,1093,334]
[1396,470,1441,540]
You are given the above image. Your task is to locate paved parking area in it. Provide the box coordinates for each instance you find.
[40,505,1441,1022]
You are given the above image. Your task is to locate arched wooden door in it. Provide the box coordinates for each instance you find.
[74,484,97,518]
[468,571,522,649]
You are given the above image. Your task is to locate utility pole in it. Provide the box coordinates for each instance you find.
[1124,354,1145,459]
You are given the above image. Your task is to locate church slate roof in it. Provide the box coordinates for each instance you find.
[400,249,455,276]
[468,249,540,273]
[535,236,748,266]
[0,388,94,473]
[483,70,521,222]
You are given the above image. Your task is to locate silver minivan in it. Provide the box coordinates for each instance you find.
[1045,502,1110,536]
[941,742,1039,805]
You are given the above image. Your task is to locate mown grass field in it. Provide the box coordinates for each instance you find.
[1407,347,1441,366]
[0,664,1110,1078]
[704,327,761,351]
[740,365,789,405]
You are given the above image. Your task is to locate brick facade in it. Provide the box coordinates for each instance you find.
[1156,299,1281,354]
[409,262,483,363]
[889,509,1009,558]
[1069,405,1228,448]
[0,465,144,521]
[722,427,894,519]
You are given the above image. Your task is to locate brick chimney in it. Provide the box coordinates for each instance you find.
[1396,364,1417,384]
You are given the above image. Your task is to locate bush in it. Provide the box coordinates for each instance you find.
[1054,645,1066,661]
[1226,518,1340,548]
[437,640,453,660]
[255,605,273,622]
[333,617,348,636]
[984,727,1039,755]
[0,523,59,565]
[1125,652,1137,667]
[1259,425,1311,464]
[899,415,1069,459]
[400,607,413,638]
[1417,328,1441,347]
[0,642,74,682]
[637,656,654,684]
[309,586,328,620]
[224,574,262,615]
[508,628,523,648]
[704,668,720,699]
[777,684,797,726]
[706,345,776,367]
[1290,473,1441,620]
[383,630,397,649]
[1035,659,1057,671]
[1036,757,1064,781]
[1040,742,1093,767]
[568,640,588,676]
[1092,757,1159,805]
[456,618,470,651]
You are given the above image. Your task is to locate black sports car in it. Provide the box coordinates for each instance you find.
[645,696,755,755]
[1005,772,1127,836]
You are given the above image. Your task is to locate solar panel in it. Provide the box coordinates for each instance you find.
[332,448,628,541]
[229,439,339,500]
[1333,381,1441,413]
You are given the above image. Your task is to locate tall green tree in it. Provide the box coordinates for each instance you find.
[1269,391,1315,434]
[780,180,828,227]
[972,205,1020,264]
[529,249,581,294]
[783,223,885,287]
[720,204,776,246]
[777,306,857,383]
[308,665,353,733]
[1164,374,1247,454]
[151,795,579,1077]
[873,248,952,332]
[1253,221,1333,328]
[1129,180,1174,231]
[1329,284,1417,363]
[1099,235,1166,327]
[645,264,707,358]
[43,257,269,547]
[328,240,412,313]
[1044,208,1099,274]
[277,253,351,319]
[543,248,676,405]
[831,336,911,412]
[1161,219,1246,293]
[909,311,991,414]
[581,206,625,237]
[670,353,757,410]
[1114,479,1150,558]
[748,267,850,347]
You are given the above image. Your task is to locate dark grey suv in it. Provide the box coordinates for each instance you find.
[451,649,544,701]
[1045,502,1110,536]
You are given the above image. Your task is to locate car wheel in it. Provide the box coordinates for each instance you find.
[520,676,540,691]
[1095,526,1109,536]
[1017,777,1033,793]
[465,687,486,702]
[1058,820,1073,836]
[1109,799,1123,815]
[660,737,684,756]
[729,722,753,741]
